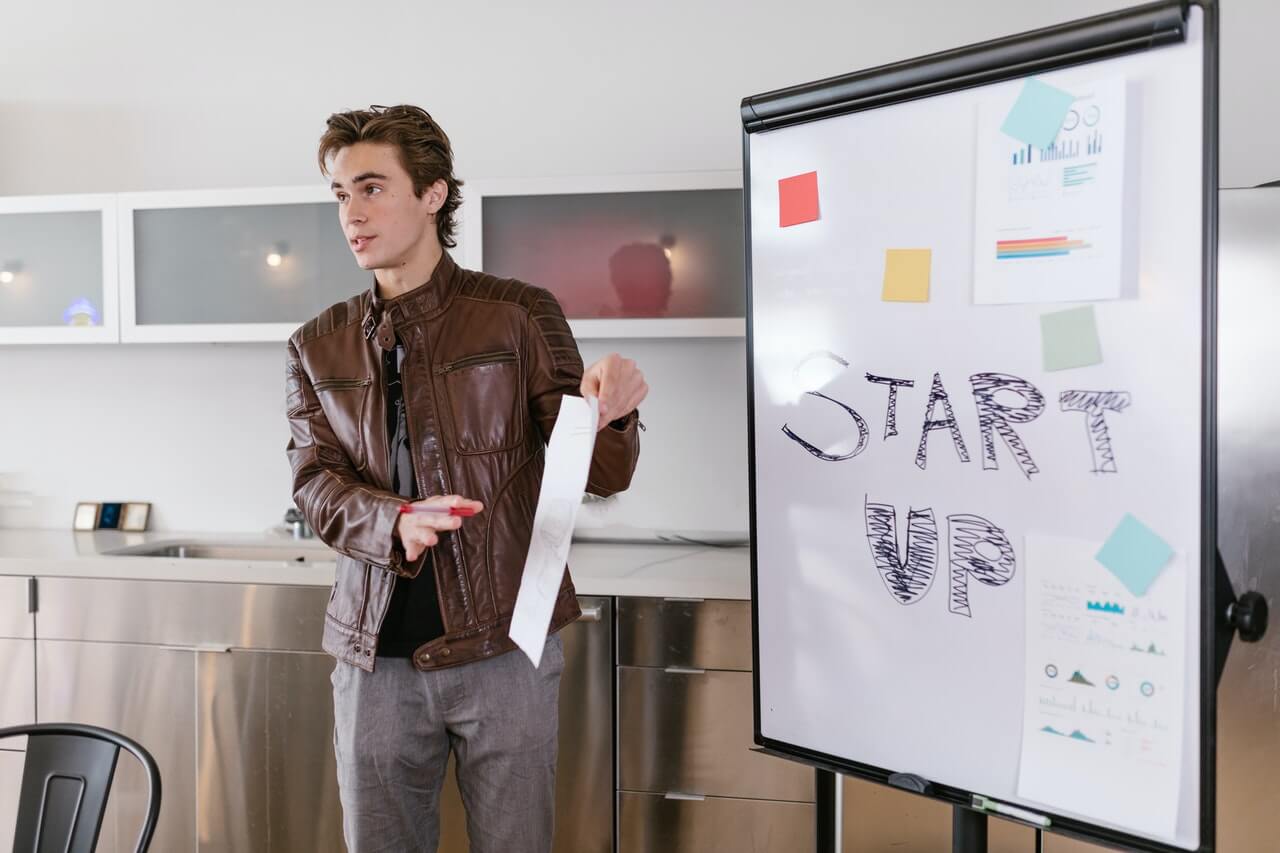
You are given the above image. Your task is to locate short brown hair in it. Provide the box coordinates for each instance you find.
[318,104,464,249]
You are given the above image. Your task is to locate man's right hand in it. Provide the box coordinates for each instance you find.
[395,495,485,561]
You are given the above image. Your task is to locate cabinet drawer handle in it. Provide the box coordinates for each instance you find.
[664,792,706,801]
[663,666,706,675]
[578,605,603,623]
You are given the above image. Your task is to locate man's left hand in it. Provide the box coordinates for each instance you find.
[581,353,648,430]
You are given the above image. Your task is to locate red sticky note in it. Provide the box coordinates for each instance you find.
[778,171,820,227]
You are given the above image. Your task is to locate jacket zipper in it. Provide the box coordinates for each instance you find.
[434,350,517,375]
[312,377,373,392]
[403,330,473,627]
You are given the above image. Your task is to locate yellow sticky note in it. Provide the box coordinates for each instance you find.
[882,249,932,302]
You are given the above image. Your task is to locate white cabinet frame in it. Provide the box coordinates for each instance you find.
[118,185,335,343]
[0,194,120,345]
[460,171,745,339]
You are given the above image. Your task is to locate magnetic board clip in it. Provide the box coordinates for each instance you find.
[887,772,934,795]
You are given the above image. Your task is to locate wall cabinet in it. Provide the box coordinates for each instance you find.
[0,194,119,344]
[462,173,745,339]
[117,186,360,343]
[2,173,746,345]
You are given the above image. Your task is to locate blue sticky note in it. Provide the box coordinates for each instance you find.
[1001,78,1076,149]
[1094,514,1175,597]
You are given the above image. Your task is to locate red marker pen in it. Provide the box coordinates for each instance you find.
[398,503,478,518]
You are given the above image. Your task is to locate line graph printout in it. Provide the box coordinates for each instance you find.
[1017,533,1186,838]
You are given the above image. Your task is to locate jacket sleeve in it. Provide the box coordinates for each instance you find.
[285,335,412,572]
[526,288,641,497]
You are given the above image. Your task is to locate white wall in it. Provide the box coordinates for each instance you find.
[2,0,1277,531]
[0,338,749,534]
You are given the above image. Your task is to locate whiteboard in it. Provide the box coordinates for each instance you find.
[747,6,1209,851]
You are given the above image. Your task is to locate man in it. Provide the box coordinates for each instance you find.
[285,104,647,853]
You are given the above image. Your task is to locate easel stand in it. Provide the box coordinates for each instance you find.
[953,806,988,853]
[816,769,837,852]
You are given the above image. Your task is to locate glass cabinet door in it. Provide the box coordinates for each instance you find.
[119,187,367,342]
[463,174,745,338]
[0,195,118,344]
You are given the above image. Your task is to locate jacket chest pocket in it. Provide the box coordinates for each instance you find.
[437,351,525,455]
[313,377,373,471]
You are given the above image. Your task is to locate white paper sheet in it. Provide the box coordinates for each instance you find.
[973,76,1131,305]
[508,394,599,666]
[1017,534,1186,839]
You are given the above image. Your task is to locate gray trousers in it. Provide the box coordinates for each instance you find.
[332,635,564,853]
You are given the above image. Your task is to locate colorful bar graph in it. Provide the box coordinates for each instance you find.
[996,235,1092,260]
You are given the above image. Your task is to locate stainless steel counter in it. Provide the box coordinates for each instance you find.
[0,530,750,599]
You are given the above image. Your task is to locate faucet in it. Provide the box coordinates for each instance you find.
[284,506,313,540]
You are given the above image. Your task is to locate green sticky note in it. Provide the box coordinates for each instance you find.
[1001,78,1075,149]
[1095,514,1175,597]
[882,249,931,302]
[1040,306,1101,371]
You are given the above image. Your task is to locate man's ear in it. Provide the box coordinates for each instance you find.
[425,178,448,214]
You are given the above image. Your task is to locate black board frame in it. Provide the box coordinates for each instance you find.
[739,2,1219,850]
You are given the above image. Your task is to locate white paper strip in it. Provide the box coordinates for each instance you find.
[508,394,600,666]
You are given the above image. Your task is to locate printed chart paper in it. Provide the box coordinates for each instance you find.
[508,395,599,666]
[1017,534,1186,839]
[974,77,1131,305]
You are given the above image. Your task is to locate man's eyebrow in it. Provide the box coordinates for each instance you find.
[330,172,389,190]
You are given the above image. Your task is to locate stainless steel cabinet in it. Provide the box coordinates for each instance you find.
[0,577,31,853]
[617,597,752,671]
[0,576,34,732]
[0,638,34,733]
[37,638,196,853]
[0,749,25,851]
[26,577,615,853]
[33,578,333,853]
[617,597,814,853]
[551,596,615,853]
[619,791,814,853]
[618,666,812,802]
[195,649,343,852]
[33,575,330,650]
[439,596,615,853]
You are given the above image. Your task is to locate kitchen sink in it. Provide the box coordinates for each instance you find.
[106,540,335,563]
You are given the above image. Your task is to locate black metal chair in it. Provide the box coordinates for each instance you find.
[0,722,161,853]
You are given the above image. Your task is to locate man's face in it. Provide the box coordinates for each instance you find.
[328,142,443,271]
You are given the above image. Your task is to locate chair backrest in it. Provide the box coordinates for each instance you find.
[0,723,161,853]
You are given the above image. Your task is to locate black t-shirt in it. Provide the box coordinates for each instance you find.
[376,339,445,657]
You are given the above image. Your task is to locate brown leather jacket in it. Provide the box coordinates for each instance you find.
[285,252,640,672]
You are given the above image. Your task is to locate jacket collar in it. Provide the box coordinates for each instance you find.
[361,251,459,350]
